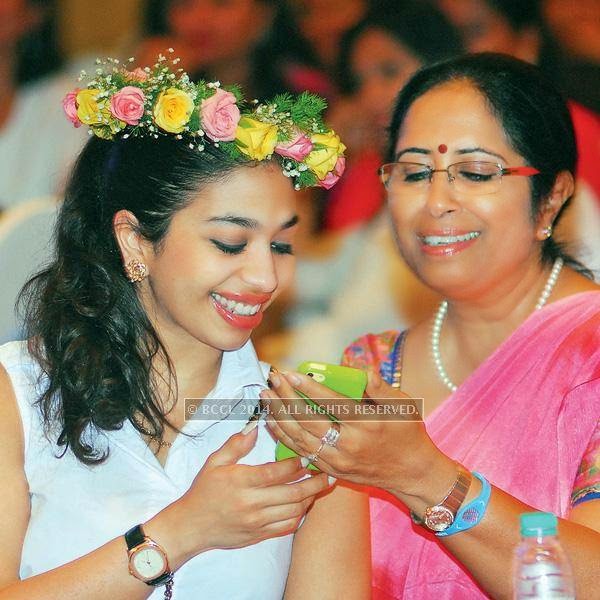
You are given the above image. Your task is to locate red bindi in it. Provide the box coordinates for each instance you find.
[438,144,448,154]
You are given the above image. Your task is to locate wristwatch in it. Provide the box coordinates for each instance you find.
[412,464,472,532]
[125,524,173,586]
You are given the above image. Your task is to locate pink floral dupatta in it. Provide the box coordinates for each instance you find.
[368,291,600,599]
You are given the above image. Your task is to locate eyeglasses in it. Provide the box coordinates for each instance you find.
[378,161,540,197]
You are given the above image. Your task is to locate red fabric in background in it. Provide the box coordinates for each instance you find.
[324,149,384,231]
[570,101,600,203]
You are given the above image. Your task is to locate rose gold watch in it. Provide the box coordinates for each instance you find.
[413,464,472,533]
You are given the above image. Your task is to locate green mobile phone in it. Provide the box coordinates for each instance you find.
[274,362,366,469]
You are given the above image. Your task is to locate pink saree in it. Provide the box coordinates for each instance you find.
[344,291,600,599]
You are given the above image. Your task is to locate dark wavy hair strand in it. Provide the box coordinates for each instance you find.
[19,136,250,464]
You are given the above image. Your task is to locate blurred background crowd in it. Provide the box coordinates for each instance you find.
[1,0,599,365]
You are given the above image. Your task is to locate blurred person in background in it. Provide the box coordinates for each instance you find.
[436,0,600,273]
[285,0,368,86]
[542,0,600,114]
[325,0,463,231]
[255,1,461,368]
[138,0,329,101]
[0,0,85,209]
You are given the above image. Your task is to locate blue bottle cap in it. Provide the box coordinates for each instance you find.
[520,511,558,537]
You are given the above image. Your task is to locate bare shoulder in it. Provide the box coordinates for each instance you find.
[0,361,30,587]
[0,362,25,456]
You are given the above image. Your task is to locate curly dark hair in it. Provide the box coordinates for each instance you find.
[387,52,592,276]
[19,135,254,465]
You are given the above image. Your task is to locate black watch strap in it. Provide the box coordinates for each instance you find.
[149,572,174,587]
[125,524,146,550]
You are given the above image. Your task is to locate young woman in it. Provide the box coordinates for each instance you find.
[265,53,600,598]
[0,54,369,598]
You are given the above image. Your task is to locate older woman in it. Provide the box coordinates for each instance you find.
[264,53,600,598]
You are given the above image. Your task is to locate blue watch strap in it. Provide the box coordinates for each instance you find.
[436,472,491,537]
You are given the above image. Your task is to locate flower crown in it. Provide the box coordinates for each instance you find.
[62,51,345,190]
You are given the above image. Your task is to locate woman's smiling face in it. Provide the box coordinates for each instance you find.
[388,80,542,301]
[130,163,298,353]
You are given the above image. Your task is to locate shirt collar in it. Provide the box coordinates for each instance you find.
[183,340,269,430]
[209,339,268,397]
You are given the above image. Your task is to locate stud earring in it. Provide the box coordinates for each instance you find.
[542,226,553,240]
[124,259,148,283]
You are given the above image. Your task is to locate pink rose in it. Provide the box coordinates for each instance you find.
[62,89,81,127]
[318,156,346,190]
[127,67,149,82]
[274,131,313,161]
[200,88,240,141]
[110,86,146,126]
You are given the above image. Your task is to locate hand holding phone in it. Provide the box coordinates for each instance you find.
[274,362,366,469]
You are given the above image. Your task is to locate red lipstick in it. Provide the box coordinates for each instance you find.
[211,291,271,330]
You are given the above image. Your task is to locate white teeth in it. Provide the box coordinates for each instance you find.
[422,231,480,246]
[211,293,261,316]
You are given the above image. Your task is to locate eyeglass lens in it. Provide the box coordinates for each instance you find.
[381,161,503,196]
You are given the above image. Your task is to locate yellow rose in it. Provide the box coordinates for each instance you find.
[235,117,278,160]
[305,131,346,180]
[76,89,106,126]
[153,88,194,133]
[76,88,124,137]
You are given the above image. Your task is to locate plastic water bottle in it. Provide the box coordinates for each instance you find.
[513,512,575,599]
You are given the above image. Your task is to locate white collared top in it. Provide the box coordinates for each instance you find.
[0,339,293,599]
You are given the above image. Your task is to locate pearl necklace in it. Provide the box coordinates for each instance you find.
[431,257,564,392]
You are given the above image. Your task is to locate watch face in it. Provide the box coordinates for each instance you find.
[131,546,167,580]
[424,506,454,532]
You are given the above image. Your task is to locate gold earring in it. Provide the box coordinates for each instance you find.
[125,259,148,283]
[542,226,553,240]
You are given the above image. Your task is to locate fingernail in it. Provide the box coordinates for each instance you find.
[241,419,259,435]
[269,373,281,388]
[328,476,337,485]
[300,457,310,468]
[259,395,272,412]
[283,371,301,386]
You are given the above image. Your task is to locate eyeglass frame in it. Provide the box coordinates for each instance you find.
[378,161,540,195]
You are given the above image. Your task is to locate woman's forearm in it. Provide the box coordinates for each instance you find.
[393,465,600,600]
[0,535,153,600]
[442,487,600,599]
[0,508,194,600]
